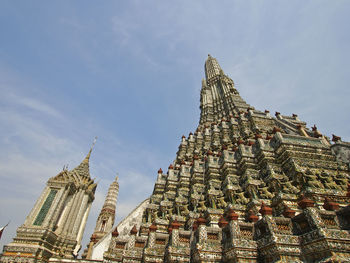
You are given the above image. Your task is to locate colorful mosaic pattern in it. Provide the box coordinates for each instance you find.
[33,189,57,226]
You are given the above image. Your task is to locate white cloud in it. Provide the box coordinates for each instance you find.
[2,92,62,118]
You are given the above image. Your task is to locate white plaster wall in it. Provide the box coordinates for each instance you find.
[91,198,149,260]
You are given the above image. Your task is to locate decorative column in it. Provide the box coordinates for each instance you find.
[48,187,70,230]
[77,201,92,245]
[42,187,65,228]
[63,189,83,235]
[24,186,50,226]
[126,225,138,250]
[146,224,157,248]
[72,192,89,237]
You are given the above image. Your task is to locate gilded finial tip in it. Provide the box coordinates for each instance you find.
[91,136,98,149]
[115,172,119,181]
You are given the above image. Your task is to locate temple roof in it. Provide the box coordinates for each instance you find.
[69,148,92,179]
[49,144,96,189]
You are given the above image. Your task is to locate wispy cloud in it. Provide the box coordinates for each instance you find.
[6,93,62,118]
[0,71,80,247]
[0,65,160,250]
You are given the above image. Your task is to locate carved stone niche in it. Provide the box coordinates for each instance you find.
[336,205,350,230]
[292,213,313,235]
[254,219,270,241]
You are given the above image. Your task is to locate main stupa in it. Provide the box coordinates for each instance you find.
[95,55,350,263]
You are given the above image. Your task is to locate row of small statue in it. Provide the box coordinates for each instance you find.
[146,167,348,221]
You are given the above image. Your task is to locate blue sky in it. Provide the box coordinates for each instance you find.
[1,0,350,252]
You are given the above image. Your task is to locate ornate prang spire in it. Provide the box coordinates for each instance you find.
[97,56,350,263]
[99,175,119,226]
[84,174,119,259]
[200,55,247,126]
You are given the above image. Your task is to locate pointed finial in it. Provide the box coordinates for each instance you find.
[91,136,97,150]
[83,136,98,164]
[115,172,119,181]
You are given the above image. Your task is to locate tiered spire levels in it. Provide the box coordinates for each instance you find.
[93,175,119,236]
[204,54,223,80]
[84,175,119,259]
[200,55,251,126]
[101,175,119,214]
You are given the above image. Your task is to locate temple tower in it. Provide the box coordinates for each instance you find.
[101,55,350,263]
[1,148,97,263]
[85,176,119,259]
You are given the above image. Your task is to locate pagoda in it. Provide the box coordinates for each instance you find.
[100,55,350,263]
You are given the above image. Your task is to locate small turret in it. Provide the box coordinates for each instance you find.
[84,175,119,259]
